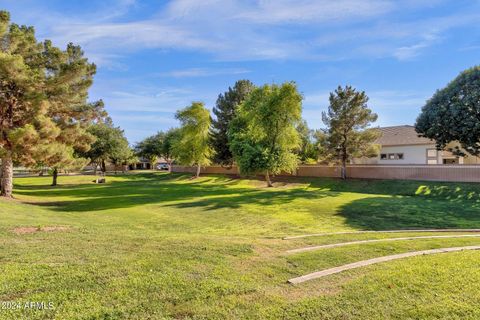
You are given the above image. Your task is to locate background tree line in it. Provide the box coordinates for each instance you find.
[8,8,479,194]
[0,9,384,195]
[137,80,381,186]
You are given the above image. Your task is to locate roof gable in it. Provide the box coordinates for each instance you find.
[375,125,434,146]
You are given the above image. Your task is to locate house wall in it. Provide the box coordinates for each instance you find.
[353,144,446,165]
[378,144,437,164]
[464,156,480,164]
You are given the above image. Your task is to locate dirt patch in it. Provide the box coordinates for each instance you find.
[12,226,72,235]
[41,226,71,232]
[13,227,40,234]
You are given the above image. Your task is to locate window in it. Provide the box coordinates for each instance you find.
[381,153,405,160]
[427,149,437,157]
[426,148,438,165]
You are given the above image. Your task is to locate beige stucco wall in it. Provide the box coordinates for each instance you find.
[463,155,480,164]
[354,144,437,165]
[445,141,480,164]
[354,142,480,165]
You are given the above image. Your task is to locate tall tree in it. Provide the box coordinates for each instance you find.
[320,86,380,179]
[173,102,213,178]
[0,11,102,196]
[43,100,107,186]
[229,82,302,187]
[416,66,480,157]
[80,121,131,174]
[296,119,318,164]
[211,80,255,166]
[109,144,136,174]
[161,128,181,172]
[135,132,165,168]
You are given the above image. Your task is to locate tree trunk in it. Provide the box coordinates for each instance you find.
[167,160,172,173]
[195,164,201,178]
[101,160,106,173]
[1,156,13,198]
[51,168,58,186]
[341,140,348,180]
[341,159,347,180]
[265,170,273,187]
[93,163,98,175]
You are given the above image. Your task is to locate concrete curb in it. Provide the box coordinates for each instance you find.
[286,235,480,253]
[288,245,480,284]
[283,229,480,240]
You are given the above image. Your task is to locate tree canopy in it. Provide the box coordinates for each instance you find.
[135,132,165,166]
[320,86,380,179]
[161,128,181,171]
[416,66,480,157]
[80,121,132,174]
[296,119,318,164]
[229,82,302,187]
[0,11,104,195]
[173,102,213,178]
[210,80,255,166]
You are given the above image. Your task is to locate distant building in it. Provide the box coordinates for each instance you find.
[128,157,168,170]
[354,125,480,165]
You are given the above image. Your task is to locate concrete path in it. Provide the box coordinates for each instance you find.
[283,229,480,240]
[288,245,480,284]
[286,234,480,254]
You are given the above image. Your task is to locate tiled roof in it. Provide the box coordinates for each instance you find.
[375,125,434,146]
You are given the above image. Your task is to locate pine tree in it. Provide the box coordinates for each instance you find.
[0,11,103,195]
[211,80,255,166]
[320,86,380,179]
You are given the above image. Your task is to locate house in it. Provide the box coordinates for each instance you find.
[128,157,169,170]
[354,125,480,165]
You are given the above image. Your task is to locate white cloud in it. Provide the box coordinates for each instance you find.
[236,0,395,24]
[95,84,215,115]
[393,32,441,60]
[14,0,480,64]
[157,67,250,78]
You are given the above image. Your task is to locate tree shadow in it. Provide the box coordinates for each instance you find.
[13,173,480,224]
[164,188,338,211]
[338,195,480,230]
[235,175,480,201]
[15,173,337,212]
[303,177,480,200]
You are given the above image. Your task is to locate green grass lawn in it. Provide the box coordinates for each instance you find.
[1,172,480,319]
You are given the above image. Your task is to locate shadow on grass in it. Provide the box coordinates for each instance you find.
[13,173,480,230]
[338,195,480,230]
[163,188,337,211]
[217,175,480,201]
[15,173,337,212]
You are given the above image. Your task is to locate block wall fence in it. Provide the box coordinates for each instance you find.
[171,165,480,183]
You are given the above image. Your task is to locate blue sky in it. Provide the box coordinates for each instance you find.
[2,0,480,143]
